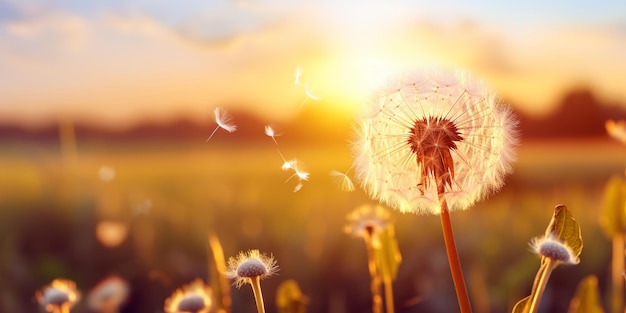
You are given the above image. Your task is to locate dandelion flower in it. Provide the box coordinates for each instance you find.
[164,279,212,313]
[87,275,130,313]
[36,279,80,313]
[206,107,237,142]
[226,250,278,313]
[353,68,517,215]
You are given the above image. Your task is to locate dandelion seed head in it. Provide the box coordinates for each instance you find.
[530,235,579,265]
[226,249,278,288]
[352,68,518,215]
[36,279,80,312]
[87,275,130,312]
[164,279,212,313]
[345,204,391,247]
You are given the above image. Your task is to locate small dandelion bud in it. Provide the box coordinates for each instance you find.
[531,235,579,265]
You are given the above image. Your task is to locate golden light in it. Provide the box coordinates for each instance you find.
[95,220,128,248]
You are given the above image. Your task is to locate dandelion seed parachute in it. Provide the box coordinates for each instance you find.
[352,68,517,215]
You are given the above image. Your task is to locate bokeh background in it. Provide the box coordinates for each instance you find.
[1,1,625,312]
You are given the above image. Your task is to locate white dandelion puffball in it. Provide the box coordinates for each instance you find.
[352,68,517,215]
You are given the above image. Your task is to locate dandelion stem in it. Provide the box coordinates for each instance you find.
[610,232,624,313]
[437,175,472,313]
[249,276,266,313]
[528,258,558,313]
[383,276,395,313]
[364,232,383,313]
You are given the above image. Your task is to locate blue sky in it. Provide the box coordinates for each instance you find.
[0,0,624,127]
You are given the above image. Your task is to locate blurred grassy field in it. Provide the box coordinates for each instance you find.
[0,138,624,313]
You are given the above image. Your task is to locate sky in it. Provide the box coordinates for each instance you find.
[0,0,625,129]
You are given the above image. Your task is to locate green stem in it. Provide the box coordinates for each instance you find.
[249,276,266,313]
[436,176,472,313]
[528,258,558,313]
[364,233,383,313]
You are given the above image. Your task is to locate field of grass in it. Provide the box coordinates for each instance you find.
[0,138,624,313]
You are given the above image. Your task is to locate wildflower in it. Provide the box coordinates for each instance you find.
[226,250,278,288]
[36,279,80,313]
[352,68,517,215]
[530,234,580,265]
[345,204,391,247]
[330,170,356,192]
[87,275,130,312]
[206,107,237,142]
[226,250,278,313]
[164,279,212,313]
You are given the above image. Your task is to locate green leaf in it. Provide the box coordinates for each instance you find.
[512,295,531,313]
[545,204,583,259]
[599,175,626,238]
[567,275,605,313]
[376,224,402,282]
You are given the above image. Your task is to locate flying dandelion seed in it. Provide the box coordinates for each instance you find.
[353,68,518,215]
[206,107,237,142]
[264,127,308,192]
[606,119,626,144]
[304,82,321,101]
[330,170,356,192]
[281,160,294,170]
[294,67,302,85]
